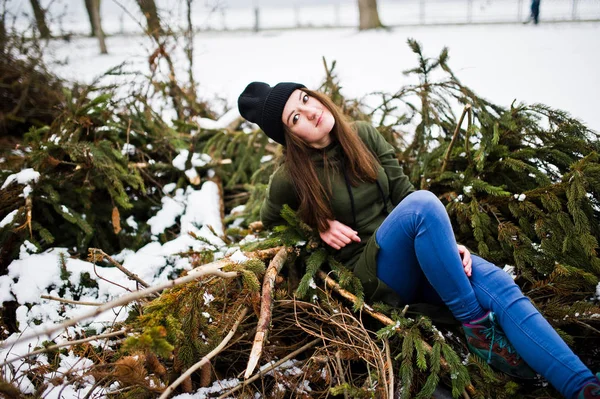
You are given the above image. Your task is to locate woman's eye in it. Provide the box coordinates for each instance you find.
[292,114,299,124]
[302,94,309,103]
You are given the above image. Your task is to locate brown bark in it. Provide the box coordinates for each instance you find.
[0,17,6,55]
[88,0,107,54]
[29,0,51,39]
[244,247,289,378]
[136,0,162,40]
[357,0,383,30]
[84,0,97,36]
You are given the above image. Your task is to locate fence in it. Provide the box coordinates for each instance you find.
[10,0,600,36]
[201,0,600,31]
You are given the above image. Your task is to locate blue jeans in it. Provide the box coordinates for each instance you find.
[375,190,596,399]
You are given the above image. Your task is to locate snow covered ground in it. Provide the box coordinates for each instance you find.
[44,21,600,131]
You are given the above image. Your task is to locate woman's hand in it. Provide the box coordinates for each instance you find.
[320,219,361,250]
[457,244,472,277]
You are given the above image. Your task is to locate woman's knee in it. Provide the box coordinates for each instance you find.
[403,190,445,214]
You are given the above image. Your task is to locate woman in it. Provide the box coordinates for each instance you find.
[237,81,600,398]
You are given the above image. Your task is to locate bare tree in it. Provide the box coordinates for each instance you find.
[358,0,383,30]
[29,0,51,38]
[84,0,103,37]
[136,0,162,40]
[89,0,107,54]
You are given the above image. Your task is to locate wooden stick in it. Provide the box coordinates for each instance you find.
[0,259,238,350]
[0,329,128,367]
[316,270,476,396]
[244,247,288,378]
[217,338,320,399]
[335,350,349,399]
[384,337,393,399]
[441,104,471,173]
[40,295,102,306]
[159,307,248,399]
[89,248,151,289]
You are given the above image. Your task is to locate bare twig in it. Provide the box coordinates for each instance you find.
[0,329,128,367]
[218,338,320,399]
[244,247,288,378]
[89,248,151,289]
[441,104,471,173]
[335,350,349,399]
[40,295,102,306]
[159,307,248,399]
[0,259,238,350]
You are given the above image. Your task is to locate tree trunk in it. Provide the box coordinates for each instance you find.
[29,0,51,39]
[0,16,6,55]
[84,0,102,37]
[136,0,162,40]
[357,0,383,30]
[89,0,107,54]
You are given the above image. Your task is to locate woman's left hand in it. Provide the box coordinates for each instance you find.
[457,244,472,277]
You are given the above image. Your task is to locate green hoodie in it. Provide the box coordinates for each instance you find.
[260,121,415,305]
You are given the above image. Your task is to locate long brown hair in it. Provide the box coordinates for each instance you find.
[282,89,379,232]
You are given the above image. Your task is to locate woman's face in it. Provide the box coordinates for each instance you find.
[281,89,335,149]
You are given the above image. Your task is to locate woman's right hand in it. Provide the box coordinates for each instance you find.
[320,219,361,250]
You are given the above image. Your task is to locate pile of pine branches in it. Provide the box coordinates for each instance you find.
[0,33,599,398]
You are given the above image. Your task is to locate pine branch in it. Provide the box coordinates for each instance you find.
[0,258,239,350]
[159,307,248,399]
[316,270,476,397]
[441,104,471,173]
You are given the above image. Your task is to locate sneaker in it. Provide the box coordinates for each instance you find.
[462,311,537,379]
[578,373,600,399]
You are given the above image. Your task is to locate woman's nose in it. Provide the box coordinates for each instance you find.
[300,105,317,120]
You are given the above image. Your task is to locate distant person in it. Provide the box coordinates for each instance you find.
[530,0,541,24]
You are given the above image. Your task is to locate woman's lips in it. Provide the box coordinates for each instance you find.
[316,112,322,127]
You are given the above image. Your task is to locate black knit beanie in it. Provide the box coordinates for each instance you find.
[237,81,305,145]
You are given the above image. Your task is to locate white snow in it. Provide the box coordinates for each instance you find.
[230,249,249,264]
[1,168,40,189]
[0,209,18,228]
[147,189,187,235]
[121,143,136,156]
[596,282,600,300]
[42,24,600,132]
[171,377,240,398]
[163,182,177,194]
[126,215,138,231]
[172,150,212,171]
[195,107,241,131]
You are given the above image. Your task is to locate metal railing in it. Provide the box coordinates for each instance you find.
[198,0,600,31]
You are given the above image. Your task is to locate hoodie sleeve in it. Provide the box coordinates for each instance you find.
[356,121,415,206]
[260,165,300,228]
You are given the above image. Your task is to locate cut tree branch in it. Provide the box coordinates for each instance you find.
[244,247,288,378]
[0,328,128,367]
[159,307,248,399]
